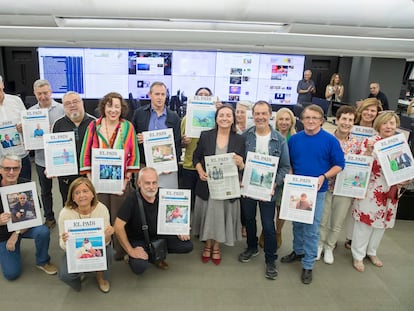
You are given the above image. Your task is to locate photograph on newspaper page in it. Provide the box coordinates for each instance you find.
[0,182,42,232]
[143,128,178,174]
[279,174,318,224]
[241,151,279,201]
[185,95,218,138]
[350,125,377,144]
[43,131,78,177]
[333,154,373,199]
[374,133,414,186]
[91,148,124,194]
[65,218,107,273]
[21,109,50,150]
[0,121,25,155]
[157,189,191,235]
[205,153,240,200]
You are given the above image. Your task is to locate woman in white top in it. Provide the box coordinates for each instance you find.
[325,73,344,102]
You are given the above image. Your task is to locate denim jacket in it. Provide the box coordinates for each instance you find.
[243,126,291,200]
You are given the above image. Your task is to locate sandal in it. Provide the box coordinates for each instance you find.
[368,256,383,267]
[353,259,365,272]
[201,246,211,263]
[212,249,221,265]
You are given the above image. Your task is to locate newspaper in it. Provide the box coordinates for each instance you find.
[205,153,240,200]
[246,110,277,130]
[43,131,78,177]
[64,218,107,273]
[142,128,178,174]
[21,109,50,150]
[157,189,191,235]
[184,95,218,138]
[0,121,25,155]
[350,125,377,144]
[374,133,414,186]
[241,151,279,201]
[333,154,373,199]
[0,182,42,231]
[279,174,318,224]
[91,148,124,194]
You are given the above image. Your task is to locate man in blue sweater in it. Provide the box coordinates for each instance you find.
[281,104,344,284]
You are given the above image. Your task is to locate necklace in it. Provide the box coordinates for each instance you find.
[77,207,93,219]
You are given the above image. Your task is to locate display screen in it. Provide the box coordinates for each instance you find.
[38,48,305,105]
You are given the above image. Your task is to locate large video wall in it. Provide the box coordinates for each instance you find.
[38,48,305,105]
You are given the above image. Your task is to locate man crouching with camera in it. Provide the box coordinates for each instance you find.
[114,167,193,274]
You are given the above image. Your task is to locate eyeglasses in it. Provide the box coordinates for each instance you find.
[302,116,322,121]
[63,99,81,107]
[0,166,20,172]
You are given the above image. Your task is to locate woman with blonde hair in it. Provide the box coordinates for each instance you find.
[325,73,344,102]
[58,177,114,293]
[355,98,383,127]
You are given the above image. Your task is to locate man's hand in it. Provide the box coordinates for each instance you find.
[128,246,148,260]
[6,232,19,251]
[177,235,190,241]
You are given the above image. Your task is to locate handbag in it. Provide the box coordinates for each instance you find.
[135,191,167,264]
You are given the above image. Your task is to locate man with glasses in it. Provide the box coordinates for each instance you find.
[53,91,95,205]
[281,104,344,284]
[29,79,64,229]
[0,154,57,280]
[0,75,31,180]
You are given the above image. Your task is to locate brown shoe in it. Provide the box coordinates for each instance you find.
[96,272,110,293]
[259,231,264,248]
[156,260,169,270]
[44,219,56,230]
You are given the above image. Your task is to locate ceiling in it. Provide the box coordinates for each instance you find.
[1,0,414,59]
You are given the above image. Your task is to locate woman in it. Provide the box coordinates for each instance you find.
[79,92,139,259]
[351,112,411,272]
[325,73,344,102]
[181,87,221,210]
[258,108,296,249]
[317,106,361,264]
[58,177,114,293]
[344,97,383,249]
[192,105,245,265]
[235,100,252,134]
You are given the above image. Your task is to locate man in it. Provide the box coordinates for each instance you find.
[0,154,57,280]
[0,75,31,180]
[10,193,33,222]
[296,70,316,105]
[132,82,181,188]
[29,79,65,229]
[238,101,290,280]
[368,82,389,110]
[281,104,344,284]
[1,134,14,148]
[52,91,95,204]
[33,123,44,137]
[114,167,193,275]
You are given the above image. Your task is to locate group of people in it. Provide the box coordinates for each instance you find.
[0,72,411,293]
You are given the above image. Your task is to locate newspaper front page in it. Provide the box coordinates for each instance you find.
[43,131,78,177]
[65,218,107,273]
[21,109,50,150]
[350,125,377,144]
[241,151,279,201]
[333,154,373,199]
[279,174,318,224]
[157,189,191,235]
[185,95,218,138]
[91,148,124,194]
[0,121,24,155]
[205,153,240,200]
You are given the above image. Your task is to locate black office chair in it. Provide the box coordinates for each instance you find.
[24,95,37,109]
[292,104,304,118]
[311,97,330,118]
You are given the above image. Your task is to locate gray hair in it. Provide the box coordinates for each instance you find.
[138,167,158,182]
[62,91,82,102]
[0,154,22,166]
[33,79,51,90]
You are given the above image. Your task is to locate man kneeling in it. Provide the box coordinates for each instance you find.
[114,167,193,274]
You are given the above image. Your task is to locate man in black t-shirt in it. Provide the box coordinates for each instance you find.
[114,167,193,275]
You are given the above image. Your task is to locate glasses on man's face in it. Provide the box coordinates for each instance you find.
[63,99,81,107]
[302,116,322,121]
[0,166,20,172]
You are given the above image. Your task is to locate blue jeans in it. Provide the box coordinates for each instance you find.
[0,225,51,280]
[58,245,113,291]
[36,164,54,221]
[242,197,277,263]
[292,192,326,270]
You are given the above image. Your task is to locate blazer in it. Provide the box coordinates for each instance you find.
[192,128,245,200]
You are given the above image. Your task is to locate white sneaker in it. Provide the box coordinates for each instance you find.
[316,245,323,261]
[324,247,334,264]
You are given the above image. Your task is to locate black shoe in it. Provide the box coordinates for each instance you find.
[301,269,312,284]
[265,262,278,280]
[281,251,304,263]
[238,248,259,263]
